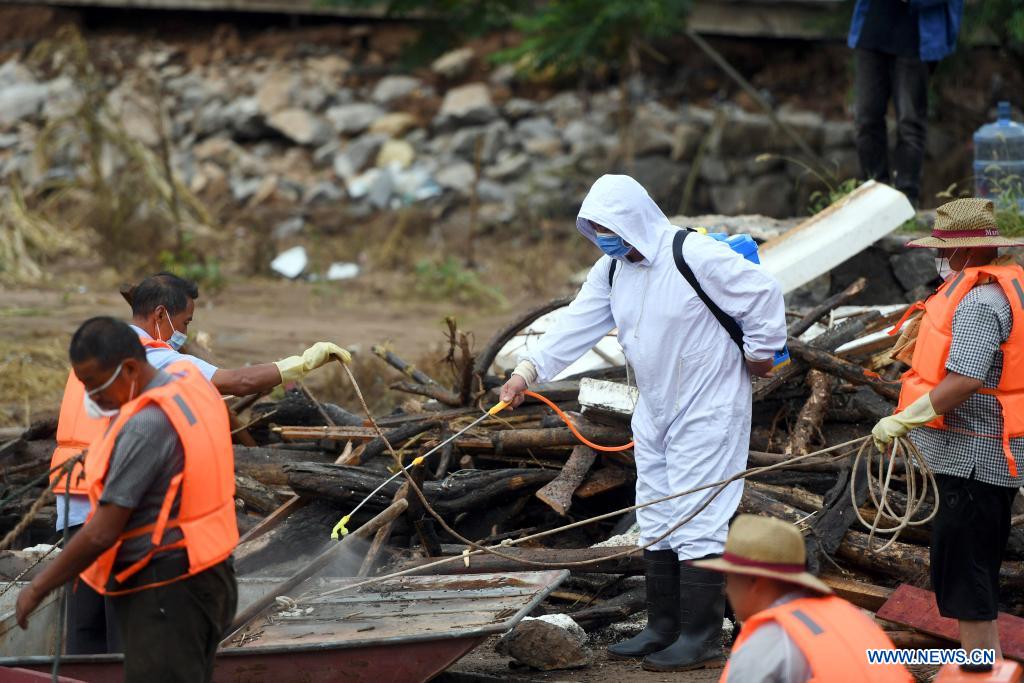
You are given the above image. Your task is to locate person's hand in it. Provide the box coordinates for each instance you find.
[871,394,939,452]
[499,374,529,409]
[274,342,352,382]
[745,357,774,378]
[16,583,43,629]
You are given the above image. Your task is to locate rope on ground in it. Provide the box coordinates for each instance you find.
[0,454,84,551]
[851,435,937,553]
[319,361,868,598]
[0,539,62,599]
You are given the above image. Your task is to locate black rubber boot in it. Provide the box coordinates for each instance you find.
[607,549,681,659]
[642,560,726,672]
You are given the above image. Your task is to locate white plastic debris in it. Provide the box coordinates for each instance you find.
[270,246,308,279]
[326,262,360,281]
[21,543,59,556]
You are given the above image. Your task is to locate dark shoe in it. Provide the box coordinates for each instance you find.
[607,549,681,659]
[642,560,726,672]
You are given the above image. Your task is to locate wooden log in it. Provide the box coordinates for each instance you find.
[234,474,282,515]
[569,586,646,628]
[536,446,598,516]
[753,311,882,402]
[249,389,362,431]
[786,369,832,456]
[361,420,442,463]
[286,463,558,517]
[473,296,575,379]
[787,339,900,401]
[805,458,868,573]
[390,381,462,407]
[493,423,631,454]
[372,344,441,386]
[787,277,867,338]
[397,546,644,576]
[233,445,336,486]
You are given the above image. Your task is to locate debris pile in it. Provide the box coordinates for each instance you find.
[5,271,1024,669]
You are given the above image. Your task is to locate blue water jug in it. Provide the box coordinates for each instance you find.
[974,101,1024,210]
[707,232,761,264]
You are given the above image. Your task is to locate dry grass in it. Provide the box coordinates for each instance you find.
[0,336,69,428]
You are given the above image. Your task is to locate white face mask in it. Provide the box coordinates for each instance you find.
[157,310,188,351]
[81,362,135,419]
[935,248,960,281]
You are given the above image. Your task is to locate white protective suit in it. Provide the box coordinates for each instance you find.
[526,175,787,560]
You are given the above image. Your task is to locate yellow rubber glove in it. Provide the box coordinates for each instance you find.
[274,342,352,383]
[871,394,939,452]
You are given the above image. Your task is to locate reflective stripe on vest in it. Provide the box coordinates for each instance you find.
[50,337,174,496]
[79,361,237,596]
[721,595,912,683]
[896,264,1024,477]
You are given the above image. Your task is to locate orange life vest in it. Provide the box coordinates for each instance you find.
[50,336,174,496]
[80,361,237,596]
[721,595,912,683]
[895,264,1024,477]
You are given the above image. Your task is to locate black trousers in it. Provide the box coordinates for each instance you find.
[931,474,1017,621]
[111,559,237,683]
[853,47,930,204]
[64,524,122,655]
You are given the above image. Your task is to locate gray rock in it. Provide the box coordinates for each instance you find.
[515,116,560,142]
[831,247,908,305]
[304,181,345,205]
[542,92,585,123]
[447,120,508,165]
[563,119,604,156]
[268,109,333,146]
[630,156,689,211]
[786,272,832,308]
[489,63,518,86]
[333,133,387,181]
[699,157,732,184]
[436,83,497,128]
[495,618,593,671]
[326,103,386,135]
[485,151,531,180]
[256,71,297,116]
[432,47,475,79]
[890,250,939,293]
[313,141,341,168]
[0,59,34,88]
[371,76,423,105]
[503,97,538,121]
[709,173,793,218]
[435,161,476,195]
[476,179,510,204]
[231,177,264,202]
[671,122,704,161]
[273,216,305,240]
[222,97,267,140]
[634,125,675,157]
[0,133,18,149]
[0,82,50,125]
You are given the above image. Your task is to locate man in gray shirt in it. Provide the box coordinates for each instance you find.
[18,317,237,682]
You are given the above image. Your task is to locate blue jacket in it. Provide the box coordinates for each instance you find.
[848,0,963,62]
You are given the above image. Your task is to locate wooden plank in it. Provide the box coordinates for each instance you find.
[819,573,892,612]
[576,466,634,498]
[876,584,1024,661]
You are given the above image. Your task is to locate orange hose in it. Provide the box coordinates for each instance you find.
[524,390,635,452]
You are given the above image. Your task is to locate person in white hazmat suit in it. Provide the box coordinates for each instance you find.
[500,175,787,672]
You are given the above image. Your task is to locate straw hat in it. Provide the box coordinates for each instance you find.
[907,198,1024,249]
[691,515,832,594]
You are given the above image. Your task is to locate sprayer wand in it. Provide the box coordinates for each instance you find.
[330,399,510,538]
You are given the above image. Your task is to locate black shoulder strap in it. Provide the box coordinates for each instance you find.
[673,230,745,352]
[607,258,617,288]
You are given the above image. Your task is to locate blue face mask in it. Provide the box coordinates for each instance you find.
[158,310,188,351]
[596,234,632,259]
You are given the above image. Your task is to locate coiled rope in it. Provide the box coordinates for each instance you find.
[851,435,937,553]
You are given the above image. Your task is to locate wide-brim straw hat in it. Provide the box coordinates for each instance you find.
[691,514,832,594]
[907,198,1024,249]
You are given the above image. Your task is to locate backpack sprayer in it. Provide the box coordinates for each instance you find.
[695,227,790,372]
